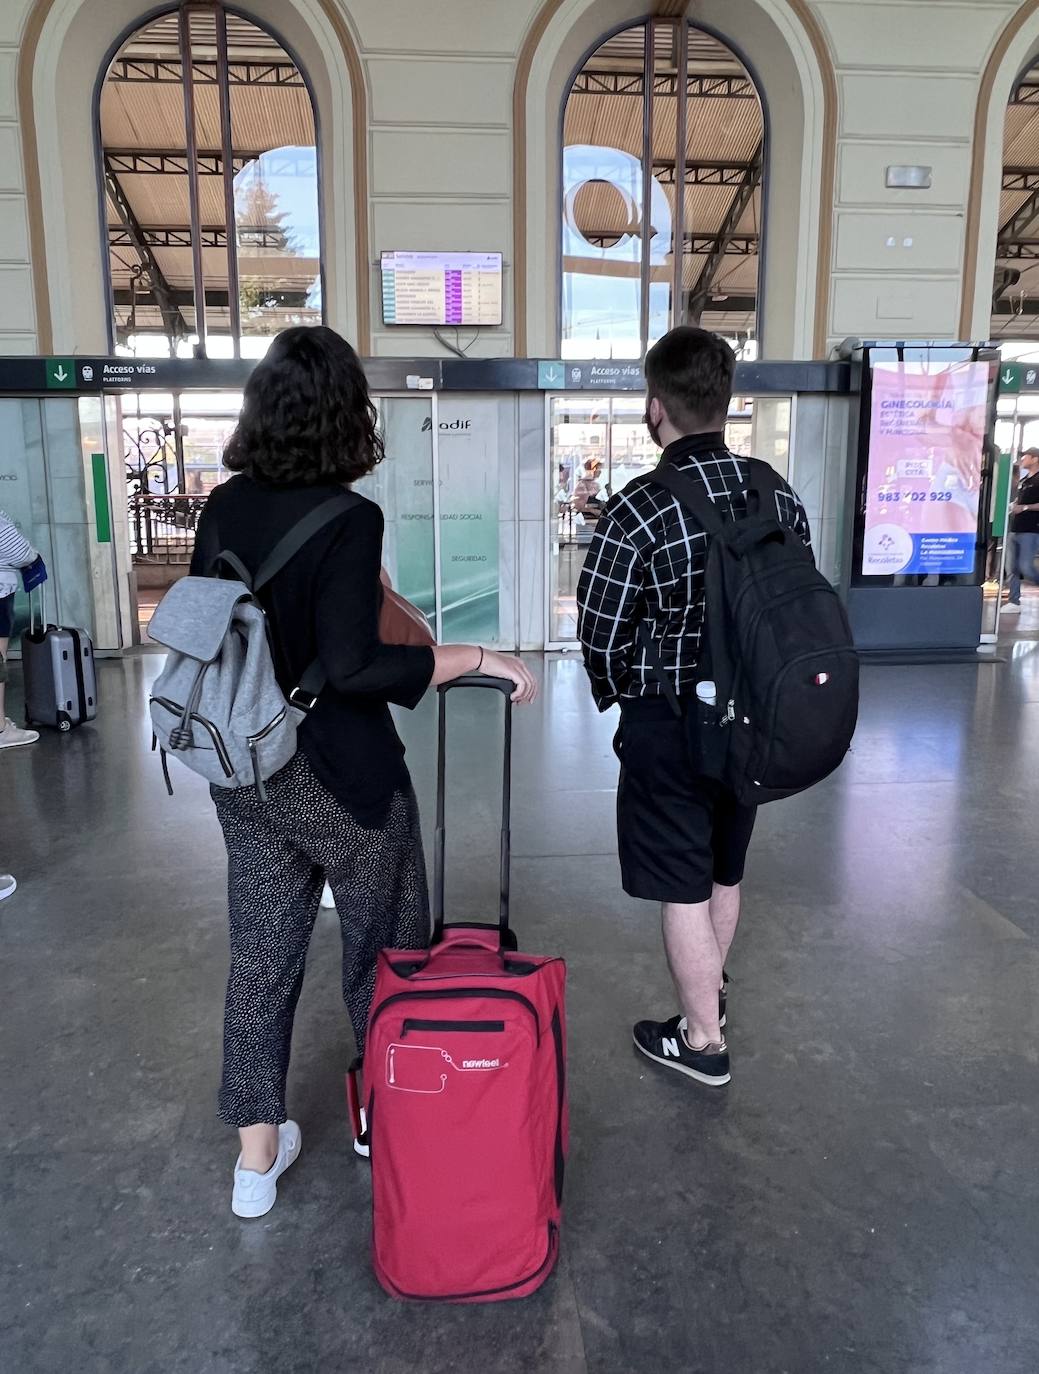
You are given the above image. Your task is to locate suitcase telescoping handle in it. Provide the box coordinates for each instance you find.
[27,583,51,637]
[433,674,514,950]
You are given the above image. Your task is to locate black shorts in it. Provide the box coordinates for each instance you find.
[614,697,757,905]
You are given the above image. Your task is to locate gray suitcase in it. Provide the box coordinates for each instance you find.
[22,596,97,732]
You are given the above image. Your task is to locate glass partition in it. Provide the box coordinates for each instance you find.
[0,398,121,651]
[547,392,787,645]
[360,395,510,647]
[436,396,505,645]
[359,397,436,632]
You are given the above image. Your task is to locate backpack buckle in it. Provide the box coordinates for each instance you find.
[289,685,318,712]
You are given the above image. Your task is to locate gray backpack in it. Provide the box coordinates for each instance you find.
[147,494,357,800]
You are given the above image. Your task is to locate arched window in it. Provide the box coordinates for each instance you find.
[561,21,764,359]
[98,5,323,358]
[996,61,1039,341]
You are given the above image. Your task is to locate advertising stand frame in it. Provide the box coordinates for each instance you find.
[840,341,1001,658]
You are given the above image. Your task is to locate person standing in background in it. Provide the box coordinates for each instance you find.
[1004,447,1039,613]
[0,507,41,751]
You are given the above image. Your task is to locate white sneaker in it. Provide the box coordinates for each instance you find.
[320,883,336,910]
[231,1120,302,1218]
[0,875,16,901]
[0,719,39,750]
[1002,602,1022,615]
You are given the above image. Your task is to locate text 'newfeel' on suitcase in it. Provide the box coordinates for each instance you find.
[21,592,97,732]
[359,675,568,1304]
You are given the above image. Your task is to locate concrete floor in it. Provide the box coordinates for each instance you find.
[2,650,1039,1374]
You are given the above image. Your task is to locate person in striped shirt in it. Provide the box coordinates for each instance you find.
[0,507,41,750]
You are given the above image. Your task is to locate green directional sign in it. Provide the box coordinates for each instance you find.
[45,358,75,389]
[999,362,1022,394]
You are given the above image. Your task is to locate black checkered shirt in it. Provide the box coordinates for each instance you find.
[576,432,812,711]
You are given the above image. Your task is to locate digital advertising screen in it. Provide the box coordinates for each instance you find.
[381,251,503,327]
[860,361,989,578]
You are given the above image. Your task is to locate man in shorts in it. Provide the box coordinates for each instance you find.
[0,506,41,751]
[576,327,811,1086]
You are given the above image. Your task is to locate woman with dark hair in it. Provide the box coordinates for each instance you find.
[189,326,536,1218]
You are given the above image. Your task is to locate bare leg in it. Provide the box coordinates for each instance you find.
[239,1123,278,1173]
[662,900,723,1048]
[709,881,742,973]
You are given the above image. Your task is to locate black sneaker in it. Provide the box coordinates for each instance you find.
[633,1015,731,1086]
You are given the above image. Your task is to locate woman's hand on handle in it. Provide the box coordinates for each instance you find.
[479,650,538,704]
[430,644,538,702]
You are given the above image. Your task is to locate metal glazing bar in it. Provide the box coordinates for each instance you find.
[639,20,654,356]
[671,19,688,328]
[179,3,208,355]
[172,392,186,491]
[215,5,241,354]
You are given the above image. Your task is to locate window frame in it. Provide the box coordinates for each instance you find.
[557,13,770,358]
[93,1,328,357]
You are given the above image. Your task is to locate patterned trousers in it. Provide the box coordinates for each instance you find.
[212,752,429,1126]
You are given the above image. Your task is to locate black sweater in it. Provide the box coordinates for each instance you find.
[1011,471,1039,534]
[190,475,435,825]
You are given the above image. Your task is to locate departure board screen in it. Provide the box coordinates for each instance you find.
[381,251,503,326]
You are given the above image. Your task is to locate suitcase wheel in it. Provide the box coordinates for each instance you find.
[57,712,72,733]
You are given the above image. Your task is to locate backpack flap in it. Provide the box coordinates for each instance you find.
[147,576,251,661]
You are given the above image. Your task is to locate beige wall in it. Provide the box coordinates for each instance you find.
[815,0,1018,352]
[4,0,1039,360]
[0,0,36,354]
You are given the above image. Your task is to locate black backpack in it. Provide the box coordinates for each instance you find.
[640,458,859,805]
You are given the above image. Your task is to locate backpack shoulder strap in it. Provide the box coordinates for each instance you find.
[745,457,784,517]
[209,550,252,585]
[252,491,361,592]
[637,464,726,718]
[651,464,726,537]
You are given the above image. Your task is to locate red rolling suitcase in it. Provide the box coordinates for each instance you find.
[352,675,568,1303]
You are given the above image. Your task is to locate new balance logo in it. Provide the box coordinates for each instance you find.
[661,1037,681,1058]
